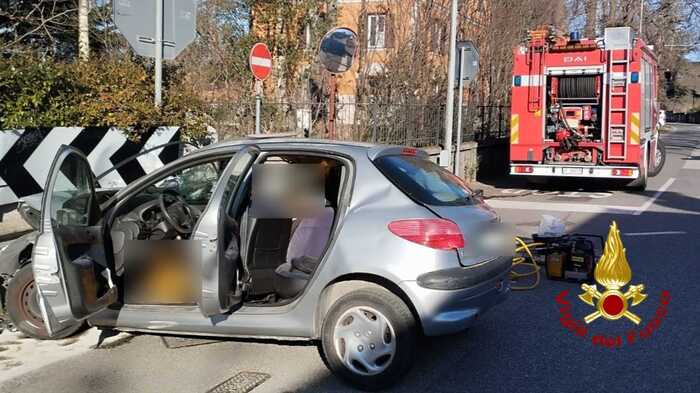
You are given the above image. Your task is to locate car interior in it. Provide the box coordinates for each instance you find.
[238,154,344,305]
[105,152,345,308]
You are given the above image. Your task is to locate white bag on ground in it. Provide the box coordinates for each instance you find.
[538,215,565,237]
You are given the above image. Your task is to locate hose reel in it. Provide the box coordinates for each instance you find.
[557,76,596,99]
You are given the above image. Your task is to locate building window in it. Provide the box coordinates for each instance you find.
[367,14,386,49]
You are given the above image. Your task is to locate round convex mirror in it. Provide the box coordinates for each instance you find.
[319,27,358,74]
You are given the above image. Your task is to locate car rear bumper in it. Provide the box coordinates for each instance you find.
[401,256,512,336]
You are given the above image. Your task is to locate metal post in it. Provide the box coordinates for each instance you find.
[443,0,458,170]
[454,46,466,177]
[255,80,262,134]
[328,74,337,139]
[154,0,163,107]
[639,0,644,37]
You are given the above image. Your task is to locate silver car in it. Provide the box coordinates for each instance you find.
[17,139,511,390]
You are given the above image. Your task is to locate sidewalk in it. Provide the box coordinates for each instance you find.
[0,328,132,381]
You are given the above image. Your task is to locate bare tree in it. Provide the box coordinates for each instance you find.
[0,0,79,57]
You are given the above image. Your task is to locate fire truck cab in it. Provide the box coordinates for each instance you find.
[509,27,666,190]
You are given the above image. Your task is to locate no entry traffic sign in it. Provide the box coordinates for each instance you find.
[249,43,272,81]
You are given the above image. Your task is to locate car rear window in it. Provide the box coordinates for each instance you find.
[374,155,473,206]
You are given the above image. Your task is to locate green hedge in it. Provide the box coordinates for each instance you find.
[0,54,208,140]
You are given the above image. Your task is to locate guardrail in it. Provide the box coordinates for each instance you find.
[666,112,700,124]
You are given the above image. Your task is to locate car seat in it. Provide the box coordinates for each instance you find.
[273,206,335,298]
[111,219,141,276]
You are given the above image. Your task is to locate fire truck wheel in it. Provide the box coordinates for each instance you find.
[628,150,648,191]
[648,139,666,177]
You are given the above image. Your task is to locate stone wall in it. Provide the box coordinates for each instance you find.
[424,141,479,182]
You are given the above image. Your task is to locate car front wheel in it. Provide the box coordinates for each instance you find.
[6,264,82,340]
[320,287,417,391]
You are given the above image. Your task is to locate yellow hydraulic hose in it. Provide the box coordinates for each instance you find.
[511,237,544,291]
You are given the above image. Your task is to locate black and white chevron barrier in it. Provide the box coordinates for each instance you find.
[0,127,182,212]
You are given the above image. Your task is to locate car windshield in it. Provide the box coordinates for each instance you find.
[374,154,473,206]
[155,162,221,205]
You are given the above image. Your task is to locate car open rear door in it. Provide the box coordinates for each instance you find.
[32,146,117,337]
[194,145,260,317]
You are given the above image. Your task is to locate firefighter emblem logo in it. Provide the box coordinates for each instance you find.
[578,222,647,324]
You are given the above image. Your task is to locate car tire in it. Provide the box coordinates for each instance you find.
[320,287,417,391]
[648,138,666,177]
[6,264,82,340]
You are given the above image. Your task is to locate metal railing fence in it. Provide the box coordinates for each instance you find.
[211,100,510,147]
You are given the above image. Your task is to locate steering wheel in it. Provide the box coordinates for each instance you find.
[158,191,196,234]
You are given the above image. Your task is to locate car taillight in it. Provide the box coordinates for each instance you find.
[611,168,634,176]
[388,219,465,250]
[514,166,533,173]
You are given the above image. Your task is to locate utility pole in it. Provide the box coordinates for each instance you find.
[442,0,458,170]
[78,0,90,61]
[454,46,466,177]
[154,0,163,107]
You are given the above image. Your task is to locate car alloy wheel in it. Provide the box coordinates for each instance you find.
[332,306,396,376]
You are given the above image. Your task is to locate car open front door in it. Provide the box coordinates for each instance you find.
[32,145,117,337]
[194,145,260,317]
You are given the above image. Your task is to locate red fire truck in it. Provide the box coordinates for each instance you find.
[509,26,666,189]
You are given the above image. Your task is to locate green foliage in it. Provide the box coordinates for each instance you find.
[0,1,332,140]
[0,55,79,127]
[0,54,208,141]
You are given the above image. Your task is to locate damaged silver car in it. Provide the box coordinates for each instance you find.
[3,139,511,390]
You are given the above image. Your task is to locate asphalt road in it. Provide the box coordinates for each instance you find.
[2,124,699,393]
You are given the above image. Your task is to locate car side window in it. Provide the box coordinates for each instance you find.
[374,155,473,206]
[51,154,96,226]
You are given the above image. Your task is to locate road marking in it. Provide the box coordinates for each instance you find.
[623,231,687,236]
[683,149,700,169]
[633,177,675,215]
[487,177,676,216]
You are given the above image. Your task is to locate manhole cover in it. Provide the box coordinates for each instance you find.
[207,371,271,393]
[161,335,221,349]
